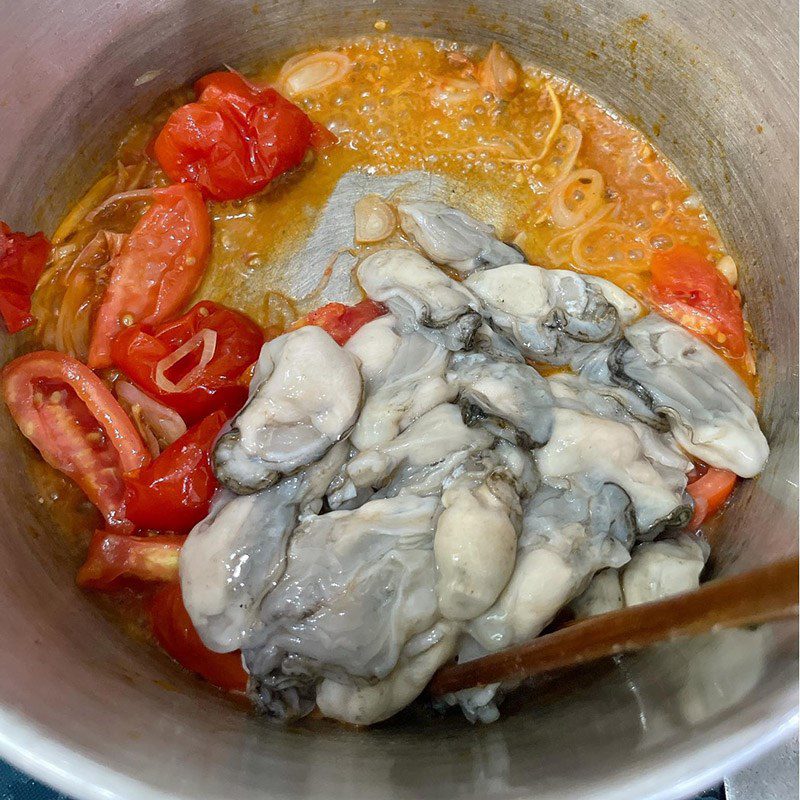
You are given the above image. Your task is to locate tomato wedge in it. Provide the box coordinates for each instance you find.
[154,71,315,201]
[78,531,184,590]
[111,300,263,424]
[650,245,747,358]
[124,409,226,534]
[88,184,211,369]
[299,299,387,345]
[686,466,737,529]
[2,351,149,528]
[0,222,51,333]
[150,583,248,692]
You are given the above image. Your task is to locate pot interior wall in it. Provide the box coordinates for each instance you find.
[0,1,796,799]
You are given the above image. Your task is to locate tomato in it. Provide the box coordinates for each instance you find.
[150,583,248,692]
[78,530,184,590]
[650,245,747,358]
[110,300,263,424]
[686,466,737,529]
[2,351,149,528]
[154,72,315,201]
[0,222,51,333]
[300,299,387,345]
[309,121,338,151]
[88,184,211,369]
[124,409,226,534]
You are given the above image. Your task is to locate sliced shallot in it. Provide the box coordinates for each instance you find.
[550,168,606,228]
[428,76,482,106]
[84,188,154,223]
[277,51,352,97]
[116,380,187,457]
[154,328,218,394]
[570,220,651,276]
[544,123,583,183]
[354,195,396,244]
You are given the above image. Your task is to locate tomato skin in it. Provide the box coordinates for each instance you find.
[110,300,263,424]
[686,466,737,529]
[650,245,746,358]
[0,222,51,333]
[309,122,338,151]
[154,72,315,202]
[2,351,149,528]
[78,530,184,590]
[123,409,226,534]
[301,299,387,345]
[88,184,211,369]
[154,103,254,202]
[150,583,248,692]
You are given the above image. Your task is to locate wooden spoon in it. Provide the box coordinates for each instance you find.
[429,556,799,697]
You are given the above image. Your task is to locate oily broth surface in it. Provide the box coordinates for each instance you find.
[24,34,751,674]
[200,35,726,336]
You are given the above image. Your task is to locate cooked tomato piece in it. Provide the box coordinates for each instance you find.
[154,72,315,202]
[110,300,263,424]
[124,409,226,534]
[2,351,149,528]
[150,583,248,692]
[88,184,211,369]
[0,222,51,333]
[686,466,737,529]
[78,531,184,590]
[309,121,338,151]
[650,245,747,358]
[300,299,387,345]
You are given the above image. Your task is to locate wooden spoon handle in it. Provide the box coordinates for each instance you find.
[429,556,799,697]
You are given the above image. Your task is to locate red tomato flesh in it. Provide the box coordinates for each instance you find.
[123,409,227,534]
[2,351,149,528]
[151,583,248,692]
[111,300,263,424]
[686,466,737,529]
[154,72,315,202]
[300,299,387,345]
[0,222,51,333]
[650,244,746,358]
[88,184,211,369]
[78,531,184,590]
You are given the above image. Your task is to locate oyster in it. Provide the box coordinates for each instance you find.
[243,494,443,722]
[464,263,622,364]
[470,322,526,363]
[329,403,493,508]
[536,406,691,536]
[396,200,523,274]
[608,314,769,477]
[467,481,633,653]
[435,442,536,621]
[570,568,625,619]
[316,621,461,726]
[346,322,454,451]
[357,248,481,349]
[448,350,554,448]
[180,441,350,652]
[573,533,709,617]
[213,326,362,494]
[621,534,710,606]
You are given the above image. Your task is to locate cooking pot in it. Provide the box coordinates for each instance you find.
[0,0,796,798]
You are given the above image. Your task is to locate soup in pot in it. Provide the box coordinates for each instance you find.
[0,33,768,725]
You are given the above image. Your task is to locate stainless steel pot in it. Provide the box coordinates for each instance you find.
[0,1,796,799]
